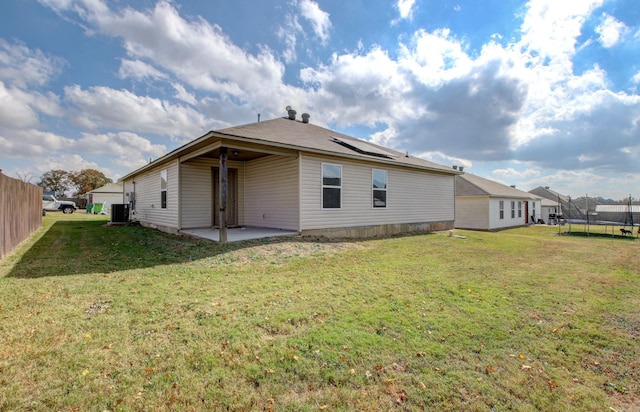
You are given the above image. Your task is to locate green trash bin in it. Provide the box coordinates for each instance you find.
[86,203,93,214]
[93,203,104,214]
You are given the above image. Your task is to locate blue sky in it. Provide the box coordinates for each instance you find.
[1,0,639,200]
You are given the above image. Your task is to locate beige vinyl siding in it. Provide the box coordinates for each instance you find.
[126,161,180,229]
[300,154,454,230]
[181,158,213,229]
[455,196,490,229]
[180,158,246,229]
[244,155,299,230]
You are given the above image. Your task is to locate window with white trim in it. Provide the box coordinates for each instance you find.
[160,169,167,209]
[518,201,522,218]
[372,169,387,208]
[511,201,515,218]
[499,200,504,219]
[322,163,341,209]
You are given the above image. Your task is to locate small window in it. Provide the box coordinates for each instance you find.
[518,201,522,218]
[160,169,167,209]
[511,201,515,218]
[322,163,341,209]
[499,200,504,219]
[372,169,387,208]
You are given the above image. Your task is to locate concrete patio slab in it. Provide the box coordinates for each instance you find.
[181,227,299,242]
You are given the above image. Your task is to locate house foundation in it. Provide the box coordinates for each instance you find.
[301,221,454,239]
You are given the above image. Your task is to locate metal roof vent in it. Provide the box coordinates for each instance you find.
[301,113,310,123]
[452,165,458,170]
[285,105,296,120]
[459,166,464,172]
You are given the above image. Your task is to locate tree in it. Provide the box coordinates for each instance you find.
[71,169,113,196]
[38,169,73,196]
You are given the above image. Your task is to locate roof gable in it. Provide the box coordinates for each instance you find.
[456,174,538,199]
[88,183,123,194]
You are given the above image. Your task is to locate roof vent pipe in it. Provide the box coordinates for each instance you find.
[287,109,297,120]
[301,113,310,123]
[510,185,516,188]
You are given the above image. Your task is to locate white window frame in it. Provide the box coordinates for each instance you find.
[321,163,342,209]
[372,169,387,209]
[160,169,167,209]
[499,200,504,219]
[518,201,522,218]
[511,201,515,219]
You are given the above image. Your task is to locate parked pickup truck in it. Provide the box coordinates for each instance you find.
[43,194,77,214]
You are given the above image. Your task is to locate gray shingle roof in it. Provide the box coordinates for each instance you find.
[216,117,456,173]
[456,173,539,199]
[528,186,570,203]
[121,117,459,180]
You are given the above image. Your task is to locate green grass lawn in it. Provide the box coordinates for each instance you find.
[1,213,638,411]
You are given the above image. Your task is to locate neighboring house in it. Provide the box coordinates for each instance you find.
[528,186,570,209]
[594,204,640,225]
[119,113,460,242]
[539,197,561,224]
[528,186,585,221]
[455,173,541,230]
[88,183,124,214]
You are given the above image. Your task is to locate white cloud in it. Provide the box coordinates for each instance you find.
[415,150,472,170]
[277,14,301,64]
[633,71,640,84]
[118,59,167,81]
[519,0,604,64]
[40,153,101,175]
[299,0,332,45]
[0,39,66,88]
[0,127,165,179]
[172,83,197,106]
[300,0,640,179]
[63,85,210,139]
[491,167,541,180]
[521,169,607,195]
[595,13,628,48]
[300,46,413,127]
[75,131,167,170]
[277,0,331,64]
[396,0,417,21]
[0,40,64,130]
[44,0,283,103]
[0,82,41,129]
[0,129,74,158]
[76,131,166,157]
[399,28,472,87]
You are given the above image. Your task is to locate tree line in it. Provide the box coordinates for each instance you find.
[37,169,113,197]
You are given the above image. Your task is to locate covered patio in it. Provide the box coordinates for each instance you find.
[181,226,299,242]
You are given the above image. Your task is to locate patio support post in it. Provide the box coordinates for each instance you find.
[219,147,228,244]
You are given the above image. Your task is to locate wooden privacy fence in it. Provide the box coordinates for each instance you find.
[0,172,43,260]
